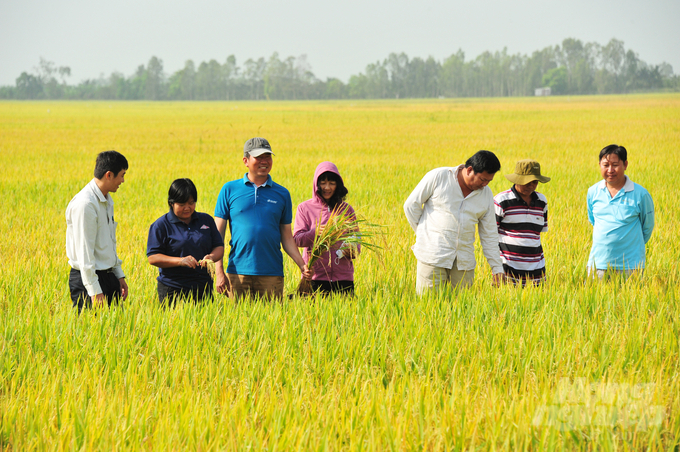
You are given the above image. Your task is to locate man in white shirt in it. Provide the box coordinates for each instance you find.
[66,150,129,311]
[404,150,505,294]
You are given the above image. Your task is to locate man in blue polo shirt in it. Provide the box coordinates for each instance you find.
[213,137,311,299]
[587,144,654,279]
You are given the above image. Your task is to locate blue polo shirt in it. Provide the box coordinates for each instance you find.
[147,211,224,289]
[587,176,654,270]
[214,174,293,276]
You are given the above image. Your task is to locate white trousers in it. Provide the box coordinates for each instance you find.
[416,259,474,295]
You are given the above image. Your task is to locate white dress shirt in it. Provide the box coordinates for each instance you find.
[66,179,124,296]
[404,165,503,273]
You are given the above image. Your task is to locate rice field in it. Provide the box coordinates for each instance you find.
[1,94,679,450]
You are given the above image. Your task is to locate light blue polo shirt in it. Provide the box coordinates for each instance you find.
[215,174,293,276]
[587,176,654,270]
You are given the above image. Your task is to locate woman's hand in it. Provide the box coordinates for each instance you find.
[343,247,357,259]
[178,256,199,269]
[199,255,214,267]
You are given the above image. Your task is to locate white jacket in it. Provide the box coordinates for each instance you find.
[404,165,503,273]
[66,179,125,295]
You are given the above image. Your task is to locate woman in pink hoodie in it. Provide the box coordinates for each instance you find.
[294,162,360,295]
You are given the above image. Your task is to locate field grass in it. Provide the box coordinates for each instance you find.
[1,94,679,450]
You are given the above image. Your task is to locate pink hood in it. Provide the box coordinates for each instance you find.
[294,162,359,282]
[311,161,343,204]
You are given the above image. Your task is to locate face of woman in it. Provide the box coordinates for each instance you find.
[319,179,337,201]
[172,198,196,223]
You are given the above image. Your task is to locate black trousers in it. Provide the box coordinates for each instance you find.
[310,280,355,296]
[157,281,213,307]
[69,268,121,312]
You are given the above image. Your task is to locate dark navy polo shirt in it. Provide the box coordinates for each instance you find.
[214,174,293,276]
[146,211,224,289]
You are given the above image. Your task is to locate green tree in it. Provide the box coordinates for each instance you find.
[542,66,568,94]
[145,56,164,100]
[15,72,43,99]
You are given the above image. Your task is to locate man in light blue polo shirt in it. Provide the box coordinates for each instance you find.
[213,137,311,299]
[587,144,654,279]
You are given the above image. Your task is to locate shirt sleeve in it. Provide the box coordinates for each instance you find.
[479,194,504,274]
[293,204,316,248]
[281,191,293,225]
[640,190,654,244]
[493,195,505,226]
[214,184,230,220]
[146,218,168,257]
[403,170,437,233]
[542,201,549,232]
[587,188,595,226]
[71,200,102,296]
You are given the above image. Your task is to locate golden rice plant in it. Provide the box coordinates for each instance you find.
[298,204,383,294]
[198,258,216,279]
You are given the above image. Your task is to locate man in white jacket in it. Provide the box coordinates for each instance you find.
[66,150,129,311]
[404,150,505,294]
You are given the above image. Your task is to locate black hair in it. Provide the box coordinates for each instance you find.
[464,150,501,174]
[94,150,128,179]
[316,171,348,210]
[168,178,198,209]
[599,144,627,163]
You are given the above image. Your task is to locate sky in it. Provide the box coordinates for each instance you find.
[1,0,679,86]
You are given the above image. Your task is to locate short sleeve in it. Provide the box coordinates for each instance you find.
[493,195,505,226]
[214,184,231,220]
[281,190,293,225]
[147,217,168,257]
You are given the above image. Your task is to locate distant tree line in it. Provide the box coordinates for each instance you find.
[1,38,677,101]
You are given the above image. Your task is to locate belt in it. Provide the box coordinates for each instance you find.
[71,267,115,273]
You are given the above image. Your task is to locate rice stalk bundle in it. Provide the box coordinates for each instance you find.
[199,258,216,280]
[298,204,383,295]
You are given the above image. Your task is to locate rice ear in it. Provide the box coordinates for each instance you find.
[297,207,384,295]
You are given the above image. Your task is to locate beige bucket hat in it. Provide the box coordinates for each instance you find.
[505,159,551,185]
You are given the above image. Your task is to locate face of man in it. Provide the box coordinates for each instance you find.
[515,180,539,198]
[462,167,495,191]
[599,153,628,188]
[106,169,126,193]
[244,153,273,180]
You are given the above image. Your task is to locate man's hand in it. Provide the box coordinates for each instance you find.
[215,268,231,295]
[91,293,106,307]
[119,278,129,300]
[492,273,506,287]
[300,264,313,281]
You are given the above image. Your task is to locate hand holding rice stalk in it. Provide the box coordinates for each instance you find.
[298,205,383,295]
[198,258,216,280]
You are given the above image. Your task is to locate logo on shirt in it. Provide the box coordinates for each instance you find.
[200,225,210,229]
[267,199,278,204]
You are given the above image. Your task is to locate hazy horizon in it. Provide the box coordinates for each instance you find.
[1,0,679,86]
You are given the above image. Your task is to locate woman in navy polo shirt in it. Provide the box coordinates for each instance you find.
[147,178,224,305]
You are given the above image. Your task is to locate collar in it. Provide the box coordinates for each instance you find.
[510,184,538,203]
[242,173,272,187]
[89,178,108,203]
[168,210,198,224]
[453,164,484,197]
[598,176,634,193]
[622,176,634,192]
